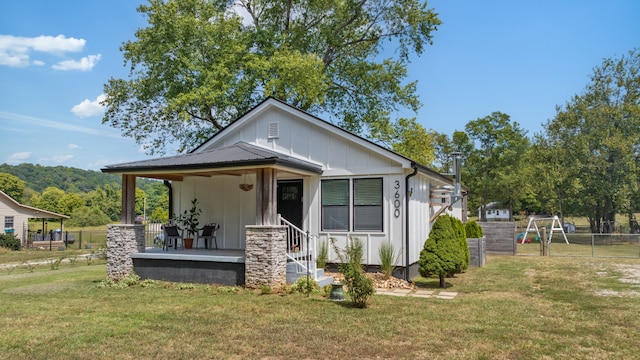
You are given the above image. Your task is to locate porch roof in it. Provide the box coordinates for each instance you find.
[101,141,323,180]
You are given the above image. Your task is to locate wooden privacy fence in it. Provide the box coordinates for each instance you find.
[479,222,516,255]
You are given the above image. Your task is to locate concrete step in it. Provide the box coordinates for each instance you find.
[286,267,332,287]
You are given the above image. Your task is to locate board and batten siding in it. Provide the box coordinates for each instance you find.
[173,176,256,249]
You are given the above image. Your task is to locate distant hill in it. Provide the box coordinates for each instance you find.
[0,163,124,193]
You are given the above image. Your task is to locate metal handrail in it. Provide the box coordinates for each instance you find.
[279,215,317,280]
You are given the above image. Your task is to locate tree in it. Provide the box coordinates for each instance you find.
[539,49,640,232]
[418,214,462,288]
[0,172,25,202]
[103,0,441,154]
[31,187,66,214]
[464,112,530,221]
[68,206,111,227]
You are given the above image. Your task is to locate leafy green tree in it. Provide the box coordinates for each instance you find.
[31,187,66,214]
[103,0,441,154]
[389,118,438,165]
[86,185,121,221]
[0,172,25,202]
[59,192,84,216]
[419,214,462,288]
[464,112,530,220]
[68,206,112,227]
[539,48,640,232]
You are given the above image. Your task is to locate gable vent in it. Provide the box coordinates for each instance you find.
[268,122,279,139]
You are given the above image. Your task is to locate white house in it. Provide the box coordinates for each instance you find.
[479,202,510,221]
[0,190,69,246]
[102,98,467,281]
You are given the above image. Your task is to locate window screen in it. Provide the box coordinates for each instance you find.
[321,179,349,230]
[353,178,383,231]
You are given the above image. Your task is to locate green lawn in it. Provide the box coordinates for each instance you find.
[1,254,640,359]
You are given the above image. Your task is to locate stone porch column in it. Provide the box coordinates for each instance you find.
[106,224,145,281]
[245,225,287,289]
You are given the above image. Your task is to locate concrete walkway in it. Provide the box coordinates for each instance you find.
[375,288,458,299]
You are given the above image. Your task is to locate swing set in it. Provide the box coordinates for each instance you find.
[518,215,569,244]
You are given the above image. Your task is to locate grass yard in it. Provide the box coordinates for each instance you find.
[1,254,640,359]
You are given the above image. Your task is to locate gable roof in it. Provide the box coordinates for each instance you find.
[193,97,456,184]
[0,190,69,219]
[102,97,459,186]
[102,141,323,179]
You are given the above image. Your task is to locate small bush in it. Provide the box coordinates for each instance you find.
[330,237,375,308]
[378,242,396,279]
[291,276,320,294]
[0,234,21,250]
[259,285,272,295]
[465,221,484,238]
[450,217,469,273]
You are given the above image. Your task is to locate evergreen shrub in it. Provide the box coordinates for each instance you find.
[465,220,484,238]
[418,215,463,287]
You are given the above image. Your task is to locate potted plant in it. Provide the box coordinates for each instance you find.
[176,198,202,249]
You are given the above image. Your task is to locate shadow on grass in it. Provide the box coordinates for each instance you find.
[412,276,454,289]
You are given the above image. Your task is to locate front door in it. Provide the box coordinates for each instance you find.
[277,180,303,229]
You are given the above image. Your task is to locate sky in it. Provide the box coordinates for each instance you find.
[0,1,638,171]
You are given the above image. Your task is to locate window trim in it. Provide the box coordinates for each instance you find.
[321,177,384,232]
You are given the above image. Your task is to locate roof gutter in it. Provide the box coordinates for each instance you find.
[404,163,419,282]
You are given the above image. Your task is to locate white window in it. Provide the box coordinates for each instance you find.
[321,178,383,232]
[353,178,383,231]
[321,179,349,231]
[4,216,14,230]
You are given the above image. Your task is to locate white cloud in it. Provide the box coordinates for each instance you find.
[0,34,85,67]
[68,143,80,150]
[71,93,107,118]
[0,111,122,139]
[52,53,101,71]
[7,152,31,163]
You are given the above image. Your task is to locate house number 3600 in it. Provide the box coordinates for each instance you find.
[393,180,401,218]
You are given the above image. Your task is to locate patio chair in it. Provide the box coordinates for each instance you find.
[197,223,220,249]
[163,224,184,251]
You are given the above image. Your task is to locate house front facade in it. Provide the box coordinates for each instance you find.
[103,98,466,281]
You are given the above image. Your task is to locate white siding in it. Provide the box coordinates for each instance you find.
[407,174,431,265]
[188,100,461,267]
[173,175,256,249]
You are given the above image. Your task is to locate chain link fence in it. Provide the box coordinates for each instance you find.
[516,232,640,258]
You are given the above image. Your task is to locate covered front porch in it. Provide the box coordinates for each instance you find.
[102,142,328,287]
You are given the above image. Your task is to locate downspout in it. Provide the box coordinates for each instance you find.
[163,181,173,222]
[404,163,419,282]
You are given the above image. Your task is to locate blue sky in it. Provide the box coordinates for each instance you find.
[0,1,638,171]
